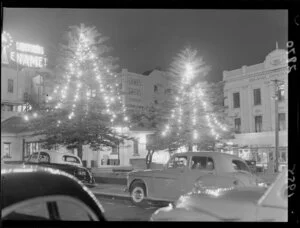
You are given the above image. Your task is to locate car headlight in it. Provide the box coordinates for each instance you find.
[257,182,268,188]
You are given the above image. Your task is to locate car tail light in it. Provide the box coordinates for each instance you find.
[77,169,87,177]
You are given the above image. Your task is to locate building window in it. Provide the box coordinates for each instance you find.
[25,142,42,159]
[165,88,172,95]
[154,85,158,92]
[278,84,285,102]
[254,115,263,132]
[2,104,13,112]
[111,146,118,155]
[233,92,240,108]
[234,118,241,133]
[3,143,11,158]
[278,113,286,131]
[133,139,139,156]
[8,79,14,93]
[253,88,261,105]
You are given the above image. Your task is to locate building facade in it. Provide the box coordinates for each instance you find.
[222,46,288,168]
[120,68,173,113]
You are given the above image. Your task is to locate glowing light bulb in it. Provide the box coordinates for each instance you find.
[33,113,38,118]
[193,130,198,140]
[24,115,29,121]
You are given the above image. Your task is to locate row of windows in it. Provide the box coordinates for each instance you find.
[128,88,142,96]
[233,85,285,108]
[234,113,286,133]
[153,85,172,94]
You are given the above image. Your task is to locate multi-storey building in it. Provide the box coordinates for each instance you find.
[120,68,173,113]
[222,45,288,168]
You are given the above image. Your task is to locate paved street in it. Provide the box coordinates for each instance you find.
[95,195,165,221]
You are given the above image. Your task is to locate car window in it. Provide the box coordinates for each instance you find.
[63,155,80,164]
[191,156,215,171]
[232,159,250,172]
[27,153,39,162]
[3,202,49,220]
[39,152,50,163]
[56,200,93,221]
[167,156,188,169]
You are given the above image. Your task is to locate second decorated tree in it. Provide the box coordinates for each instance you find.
[157,47,232,152]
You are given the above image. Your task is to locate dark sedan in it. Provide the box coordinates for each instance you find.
[4,151,96,187]
[1,164,106,221]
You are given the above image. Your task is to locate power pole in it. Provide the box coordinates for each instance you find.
[272,79,283,173]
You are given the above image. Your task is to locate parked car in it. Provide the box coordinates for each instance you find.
[126,152,266,206]
[151,169,287,221]
[28,150,83,166]
[1,164,106,221]
[4,151,96,187]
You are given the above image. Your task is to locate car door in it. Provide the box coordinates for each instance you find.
[231,159,257,187]
[152,155,189,201]
[182,156,217,194]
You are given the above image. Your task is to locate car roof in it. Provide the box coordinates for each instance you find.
[32,151,81,158]
[173,152,241,160]
[1,165,104,217]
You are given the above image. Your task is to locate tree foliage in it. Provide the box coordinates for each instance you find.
[147,47,234,152]
[26,24,129,159]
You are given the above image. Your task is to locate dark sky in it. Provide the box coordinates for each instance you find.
[3,8,288,82]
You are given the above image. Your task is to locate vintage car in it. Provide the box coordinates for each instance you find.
[4,151,96,187]
[1,164,106,221]
[126,152,265,206]
[151,169,287,221]
[27,150,83,166]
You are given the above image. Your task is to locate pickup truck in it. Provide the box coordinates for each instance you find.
[3,151,96,187]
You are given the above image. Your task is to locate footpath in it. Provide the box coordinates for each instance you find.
[90,169,279,200]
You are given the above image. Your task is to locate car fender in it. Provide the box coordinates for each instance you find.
[129,179,149,196]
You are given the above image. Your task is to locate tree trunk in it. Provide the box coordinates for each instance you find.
[77,143,83,161]
[188,143,193,151]
[146,149,154,169]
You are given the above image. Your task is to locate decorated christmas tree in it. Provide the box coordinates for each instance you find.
[26,24,130,159]
[155,47,233,152]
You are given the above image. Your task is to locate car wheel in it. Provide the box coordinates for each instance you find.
[130,182,147,206]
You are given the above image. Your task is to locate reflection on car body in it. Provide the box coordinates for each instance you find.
[151,169,288,221]
[127,152,265,206]
[1,164,106,221]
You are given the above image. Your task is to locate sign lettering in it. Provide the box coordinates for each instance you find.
[1,31,47,68]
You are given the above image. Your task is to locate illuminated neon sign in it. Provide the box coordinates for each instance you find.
[1,31,47,68]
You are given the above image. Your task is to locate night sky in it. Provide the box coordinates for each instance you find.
[3,8,288,82]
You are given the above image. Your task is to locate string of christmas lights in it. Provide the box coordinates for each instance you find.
[36,28,129,129]
[161,50,228,142]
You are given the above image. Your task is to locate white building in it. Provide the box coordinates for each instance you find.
[222,45,288,167]
[120,68,173,113]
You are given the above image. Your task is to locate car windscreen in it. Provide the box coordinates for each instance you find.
[63,155,81,164]
[232,159,251,173]
[27,152,50,163]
